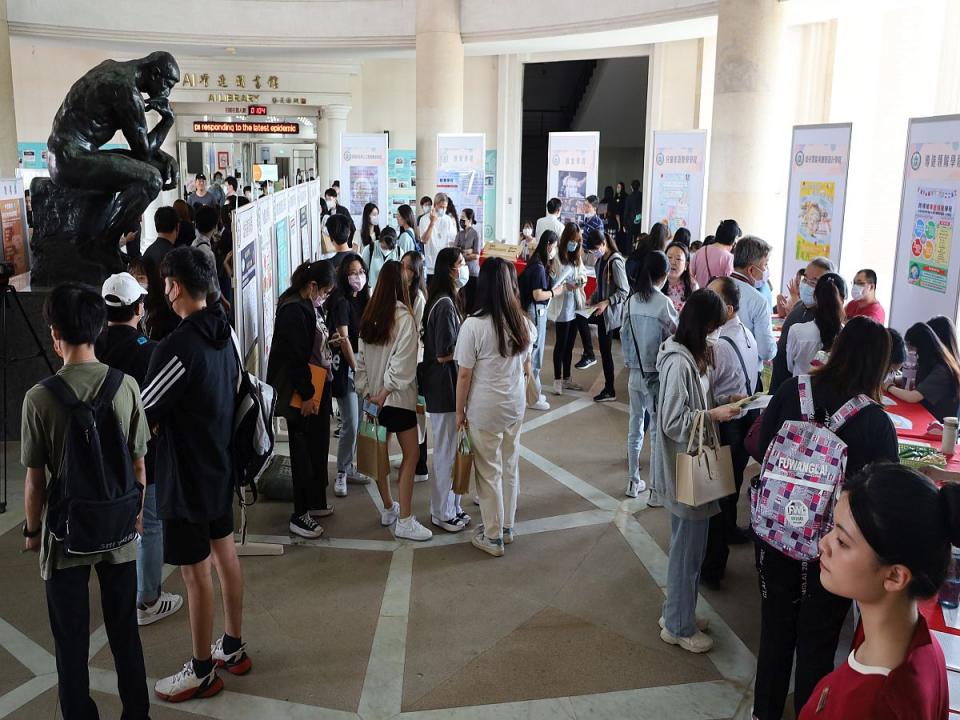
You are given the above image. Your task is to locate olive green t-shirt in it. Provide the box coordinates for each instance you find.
[20,362,149,580]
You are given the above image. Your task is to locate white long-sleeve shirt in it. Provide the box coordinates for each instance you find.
[712,317,760,406]
[785,319,825,376]
[418,213,457,274]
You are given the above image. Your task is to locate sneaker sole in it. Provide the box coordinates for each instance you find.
[289,525,324,539]
[137,603,183,627]
[396,531,433,542]
[471,540,504,557]
[594,396,616,403]
[334,489,348,497]
[659,628,712,653]
[215,656,253,676]
[155,675,224,703]
[576,361,597,369]
[431,519,466,533]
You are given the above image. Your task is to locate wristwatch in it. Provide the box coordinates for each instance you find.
[22,522,41,539]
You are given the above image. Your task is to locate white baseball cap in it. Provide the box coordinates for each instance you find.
[101,272,146,307]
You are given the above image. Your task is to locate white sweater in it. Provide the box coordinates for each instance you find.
[356,301,420,411]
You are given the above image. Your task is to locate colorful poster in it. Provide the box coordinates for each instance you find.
[257,197,276,365]
[483,149,497,243]
[288,199,299,278]
[388,149,417,229]
[781,124,851,293]
[546,132,599,225]
[437,134,485,228]
[274,192,290,295]
[341,133,389,218]
[308,180,322,260]
[649,131,708,242]
[233,203,260,360]
[890,115,960,332]
[0,178,29,275]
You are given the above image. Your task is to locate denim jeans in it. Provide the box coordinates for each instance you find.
[136,483,163,606]
[627,370,657,489]
[336,375,360,474]
[527,304,548,396]
[662,513,711,638]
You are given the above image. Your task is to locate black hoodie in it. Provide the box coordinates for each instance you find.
[142,305,238,523]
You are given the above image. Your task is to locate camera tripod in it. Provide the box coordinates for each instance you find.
[1,283,54,513]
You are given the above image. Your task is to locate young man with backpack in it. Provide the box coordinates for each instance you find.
[98,272,184,626]
[21,282,151,719]
[143,246,248,703]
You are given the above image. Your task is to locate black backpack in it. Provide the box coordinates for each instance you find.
[42,369,141,556]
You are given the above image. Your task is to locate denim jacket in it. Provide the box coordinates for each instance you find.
[621,289,679,373]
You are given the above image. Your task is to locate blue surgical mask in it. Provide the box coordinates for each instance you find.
[799,282,815,307]
[567,242,578,253]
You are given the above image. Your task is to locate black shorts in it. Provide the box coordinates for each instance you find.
[163,511,234,566]
[378,406,417,433]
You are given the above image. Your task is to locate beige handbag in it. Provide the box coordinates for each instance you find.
[452,429,474,495]
[675,410,735,507]
[525,364,540,405]
[357,417,390,483]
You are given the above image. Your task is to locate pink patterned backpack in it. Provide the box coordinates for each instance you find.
[751,375,873,561]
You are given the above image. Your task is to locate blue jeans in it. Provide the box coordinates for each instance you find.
[336,376,360,474]
[136,483,163,605]
[663,513,711,637]
[627,370,657,488]
[527,304,547,396]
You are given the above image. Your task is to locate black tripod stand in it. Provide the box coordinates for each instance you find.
[1,282,55,513]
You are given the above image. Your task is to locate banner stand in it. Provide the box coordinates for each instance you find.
[648,130,708,242]
[546,132,600,226]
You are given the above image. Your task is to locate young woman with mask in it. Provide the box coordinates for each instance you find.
[455,258,534,557]
[797,463,954,719]
[664,241,698,313]
[786,273,847,375]
[267,260,337,539]
[888,322,960,422]
[327,254,370,498]
[417,196,432,224]
[583,229,629,403]
[401,250,430,482]
[656,289,742,655]
[550,223,586,395]
[422,247,472,533]
[362,226,402,289]
[396,203,420,255]
[520,229,564,411]
[621,251,677,501]
[753,316,899,719]
[454,208,481,314]
[356,261,431,541]
[359,202,380,250]
[519,221,537,260]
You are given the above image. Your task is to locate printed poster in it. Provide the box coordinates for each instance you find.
[437,134,485,228]
[388,149,417,229]
[274,192,290,295]
[234,203,260,360]
[781,124,851,293]
[257,197,275,363]
[547,132,599,225]
[341,133,389,219]
[484,149,497,242]
[649,131,708,242]
[0,178,29,275]
[890,115,960,332]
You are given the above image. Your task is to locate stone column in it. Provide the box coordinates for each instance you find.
[706,0,785,240]
[324,104,351,188]
[0,0,19,175]
[415,0,464,198]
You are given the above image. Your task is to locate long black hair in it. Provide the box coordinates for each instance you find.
[813,316,891,402]
[905,322,960,389]
[531,229,558,266]
[633,251,669,302]
[360,202,380,248]
[426,246,464,320]
[280,259,335,303]
[928,315,960,363]
[401,250,426,306]
[474,257,530,358]
[813,272,846,352]
[674,288,726,374]
[647,222,669,253]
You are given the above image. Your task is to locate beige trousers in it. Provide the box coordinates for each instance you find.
[468,420,522,541]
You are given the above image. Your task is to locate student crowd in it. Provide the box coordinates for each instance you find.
[17,175,960,719]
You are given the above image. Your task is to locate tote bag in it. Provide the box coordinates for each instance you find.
[675,410,735,507]
[357,417,390,483]
[452,429,474,495]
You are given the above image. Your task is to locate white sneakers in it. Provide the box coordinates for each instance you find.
[659,615,709,633]
[396,516,433,541]
[154,661,224,703]
[471,528,505,557]
[380,501,400,527]
[414,473,429,483]
[334,472,348,497]
[659,616,713,653]
[137,592,183,626]
[553,379,564,396]
[530,395,550,411]
[432,515,467,533]
[626,478,647,498]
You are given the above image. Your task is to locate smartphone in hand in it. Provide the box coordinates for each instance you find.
[362,398,381,417]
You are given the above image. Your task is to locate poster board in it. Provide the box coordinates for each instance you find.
[297,184,310,263]
[0,178,30,275]
[648,130,708,243]
[388,149,417,229]
[781,123,852,292]
[340,133,389,219]
[483,149,497,243]
[287,193,299,279]
[273,191,291,294]
[257,195,276,365]
[307,181,321,260]
[233,203,260,361]
[890,115,960,332]
[546,132,600,225]
[437,134,485,228]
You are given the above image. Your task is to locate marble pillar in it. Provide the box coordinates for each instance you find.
[324,104,351,189]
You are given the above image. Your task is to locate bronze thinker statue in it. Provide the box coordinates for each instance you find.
[30,51,181,286]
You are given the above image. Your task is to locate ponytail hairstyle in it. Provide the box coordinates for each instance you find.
[398,203,420,244]
[634,251,669,302]
[474,257,530,358]
[461,208,475,227]
[813,272,846,352]
[845,462,960,598]
[279,259,335,302]
[359,261,411,346]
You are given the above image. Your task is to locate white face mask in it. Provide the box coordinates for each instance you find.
[522,228,533,238]
[851,284,865,301]
[455,264,470,288]
[326,198,336,210]
[548,246,558,260]
[706,328,721,346]
[370,213,380,227]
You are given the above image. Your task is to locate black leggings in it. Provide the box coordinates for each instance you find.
[553,320,577,379]
[575,314,595,358]
[284,384,332,516]
[598,321,615,393]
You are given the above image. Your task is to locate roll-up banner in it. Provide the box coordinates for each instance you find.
[890,114,960,332]
[257,195,276,366]
[233,203,260,363]
[437,134,486,228]
[547,132,600,225]
[341,133,389,220]
[649,130,708,243]
[781,123,852,293]
[273,191,290,295]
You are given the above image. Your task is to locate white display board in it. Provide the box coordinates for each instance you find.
[273,191,291,295]
[890,115,960,332]
[296,184,310,263]
[781,123,852,293]
[307,180,321,261]
[257,195,276,367]
[340,133,389,219]
[437,134,485,227]
[547,132,600,225]
[649,130,708,243]
[233,203,260,361]
[287,189,301,273]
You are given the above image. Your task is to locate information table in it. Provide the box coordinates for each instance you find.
[479,254,598,299]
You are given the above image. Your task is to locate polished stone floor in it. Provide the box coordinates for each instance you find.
[0,334,827,719]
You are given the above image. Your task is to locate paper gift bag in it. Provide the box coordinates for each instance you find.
[452,429,474,495]
[675,411,735,507]
[525,365,539,405]
[357,417,390,483]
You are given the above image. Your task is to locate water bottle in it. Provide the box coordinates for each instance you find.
[939,546,960,609]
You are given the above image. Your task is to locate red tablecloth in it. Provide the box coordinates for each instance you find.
[886,392,941,441]
[480,255,597,299]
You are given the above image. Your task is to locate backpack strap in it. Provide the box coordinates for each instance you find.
[829,394,874,432]
[797,375,816,421]
[626,294,646,374]
[719,334,752,396]
[92,368,125,411]
[40,374,81,409]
